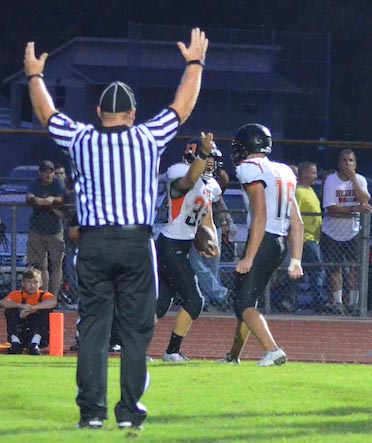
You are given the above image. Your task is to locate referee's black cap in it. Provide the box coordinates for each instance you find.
[99,81,137,113]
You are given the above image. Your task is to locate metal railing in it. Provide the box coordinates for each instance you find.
[0,201,371,318]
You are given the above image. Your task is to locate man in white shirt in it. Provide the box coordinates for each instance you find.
[321,149,371,315]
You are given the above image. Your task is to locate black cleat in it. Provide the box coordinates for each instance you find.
[8,342,23,354]
[69,342,79,352]
[28,343,41,355]
[77,417,103,429]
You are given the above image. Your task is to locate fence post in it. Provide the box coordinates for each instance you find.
[10,205,17,291]
[358,212,370,317]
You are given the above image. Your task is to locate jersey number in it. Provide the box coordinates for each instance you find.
[275,179,295,220]
[185,196,209,227]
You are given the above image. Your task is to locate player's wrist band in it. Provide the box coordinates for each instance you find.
[27,73,44,81]
[197,151,209,160]
[288,258,301,271]
[188,60,205,68]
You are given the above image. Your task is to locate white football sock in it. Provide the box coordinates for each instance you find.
[332,291,342,304]
[349,290,359,306]
[31,334,41,345]
[11,335,21,344]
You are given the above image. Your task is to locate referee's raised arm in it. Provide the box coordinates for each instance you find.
[24,42,55,127]
[170,27,208,124]
[24,28,208,128]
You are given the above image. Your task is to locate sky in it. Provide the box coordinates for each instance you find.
[2,0,372,141]
[3,0,371,75]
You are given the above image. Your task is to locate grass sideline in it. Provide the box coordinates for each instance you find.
[1,356,372,442]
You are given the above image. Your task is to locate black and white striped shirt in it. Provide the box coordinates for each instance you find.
[48,108,180,227]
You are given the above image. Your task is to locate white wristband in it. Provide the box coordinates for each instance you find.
[288,258,301,272]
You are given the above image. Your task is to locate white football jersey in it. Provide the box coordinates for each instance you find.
[161,163,222,240]
[322,171,368,241]
[236,156,296,236]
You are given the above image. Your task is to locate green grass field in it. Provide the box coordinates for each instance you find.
[1,355,372,442]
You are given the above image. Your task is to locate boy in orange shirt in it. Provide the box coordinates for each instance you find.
[0,268,57,355]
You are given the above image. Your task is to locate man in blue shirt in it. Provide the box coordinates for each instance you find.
[26,160,66,299]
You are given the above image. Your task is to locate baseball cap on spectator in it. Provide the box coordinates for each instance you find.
[39,160,55,172]
[99,81,137,113]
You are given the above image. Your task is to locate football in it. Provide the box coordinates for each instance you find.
[193,225,217,254]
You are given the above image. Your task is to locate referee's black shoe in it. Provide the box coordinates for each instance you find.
[115,402,146,430]
[77,417,103,429]
[118,421,144,431]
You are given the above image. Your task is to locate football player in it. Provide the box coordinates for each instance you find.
[156,132,222,362]
[219,123,304,366]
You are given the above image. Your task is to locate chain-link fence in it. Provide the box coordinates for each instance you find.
[0,201,78,309]
[154,204,371,318]
[0,199,371,318]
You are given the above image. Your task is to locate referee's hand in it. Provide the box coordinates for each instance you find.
[24,42,48,77]
[177,28,208,63]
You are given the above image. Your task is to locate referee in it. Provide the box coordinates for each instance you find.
[24,28,209,430]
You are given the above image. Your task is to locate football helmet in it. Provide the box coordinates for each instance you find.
[231,123,272,166]
[183,137,223,179]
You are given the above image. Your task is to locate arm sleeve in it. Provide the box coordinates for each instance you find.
[141,108,180,150]
[5,291,21,303]
[236,162,264,186]
[48,113,86,149]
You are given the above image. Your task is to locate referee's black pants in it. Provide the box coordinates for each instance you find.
[75,225,157,425]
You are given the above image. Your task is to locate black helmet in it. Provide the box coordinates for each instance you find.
[183,137,223,173]
[231,123,272,166]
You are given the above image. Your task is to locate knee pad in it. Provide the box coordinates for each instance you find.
[234,299,245,322]
[233,293,257,322]
[156,278,173,319]
[156,296,173,319]
[183,294,204,320]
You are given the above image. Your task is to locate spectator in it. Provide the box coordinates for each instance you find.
[61,212,79,307]
[24,27,208,430]
[156,133,221,362]
[188,146,236,310]
[295,161,325,312]
[54,163,67,182]
[54,163,79,306]
[217,169,237,246]
[321,149,371,315]
[0,268,57,355]
[288,164,298,179]
[25,160,66,300]
[319,169,336,207]
[218,123,303,365]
